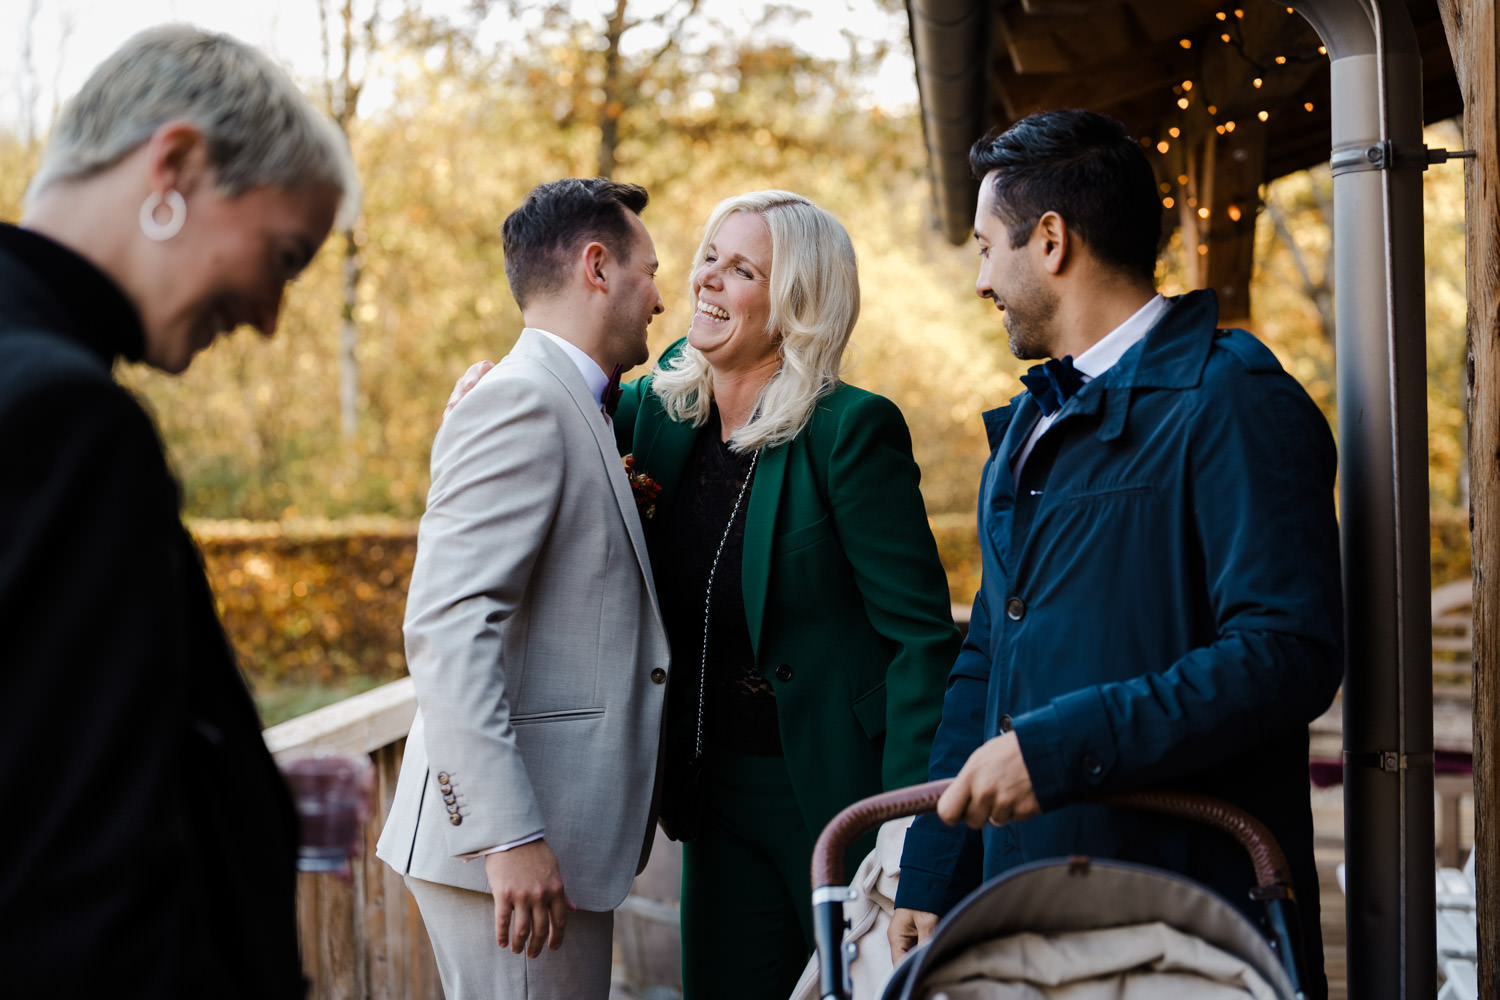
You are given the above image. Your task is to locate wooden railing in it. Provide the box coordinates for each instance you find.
[262,678,442,1000]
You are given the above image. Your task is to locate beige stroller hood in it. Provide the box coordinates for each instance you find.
[811,783,1308,1000]
[886,857,1295,999]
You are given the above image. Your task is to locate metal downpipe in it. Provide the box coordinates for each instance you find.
[1290,1,1435,997]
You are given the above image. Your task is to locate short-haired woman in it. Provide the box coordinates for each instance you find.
[0,24,357,997]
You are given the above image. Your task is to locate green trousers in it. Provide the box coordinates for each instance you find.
[680,752,815,1000]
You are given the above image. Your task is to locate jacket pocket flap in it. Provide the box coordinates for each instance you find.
[851,682,887,739]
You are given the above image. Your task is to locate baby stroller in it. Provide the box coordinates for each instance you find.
[810,780,1309,999]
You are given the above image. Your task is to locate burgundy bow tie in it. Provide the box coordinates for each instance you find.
[603,364,624,417]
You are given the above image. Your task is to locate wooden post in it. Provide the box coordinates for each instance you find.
[1436,0,1499,994]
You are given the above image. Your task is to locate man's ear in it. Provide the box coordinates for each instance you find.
[582,241,609,292]
[143,120,210,198]
[1036,211,1069,275]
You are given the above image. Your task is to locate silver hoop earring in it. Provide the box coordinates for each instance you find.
[139,190,187,242]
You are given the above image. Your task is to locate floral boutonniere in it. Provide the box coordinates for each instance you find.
[623,454,662,520]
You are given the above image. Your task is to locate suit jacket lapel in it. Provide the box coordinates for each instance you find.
[741,441,787,660]
[516,332,659,608]
[633,393,698,502]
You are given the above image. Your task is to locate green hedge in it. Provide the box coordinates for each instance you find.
[192,517,416,689]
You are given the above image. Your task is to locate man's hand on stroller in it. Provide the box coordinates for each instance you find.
[938,732,1041,829]
[888,906,938,962]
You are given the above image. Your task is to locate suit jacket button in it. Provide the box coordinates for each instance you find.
[437,772,450,783]
[774,663,793,682]
[1084,754,1104,778]
[1005,597,1026,621]
[650,667,667,684]
[449,815,462,826]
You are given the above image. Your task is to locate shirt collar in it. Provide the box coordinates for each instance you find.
[527,327,609,405]
[1071,293,1169,381]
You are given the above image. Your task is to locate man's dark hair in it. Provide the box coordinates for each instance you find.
[970,109,1162,282]
[502,178,650,307]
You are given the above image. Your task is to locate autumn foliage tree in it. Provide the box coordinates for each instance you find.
[0,1,1471,693]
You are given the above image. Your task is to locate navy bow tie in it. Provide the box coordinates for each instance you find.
[1020,356,1085,416]
[603,364,624,417]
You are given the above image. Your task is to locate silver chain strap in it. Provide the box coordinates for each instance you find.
[692,447,760,760]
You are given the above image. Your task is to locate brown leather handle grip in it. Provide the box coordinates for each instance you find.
[811,779,951,888]
[810,780,1294,898]
[1095,789,1295,898]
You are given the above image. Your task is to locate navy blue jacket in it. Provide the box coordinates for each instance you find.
[896,290,1343,989]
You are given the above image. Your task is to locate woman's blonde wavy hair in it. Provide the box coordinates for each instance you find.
[650,190,860,452]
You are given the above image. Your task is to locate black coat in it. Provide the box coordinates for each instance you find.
[0,224,305,998]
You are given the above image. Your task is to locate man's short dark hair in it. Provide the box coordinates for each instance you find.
[970,109,1162,282]
[502,178,650,307]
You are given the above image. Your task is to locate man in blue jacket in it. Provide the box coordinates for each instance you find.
[889,109,1343,997]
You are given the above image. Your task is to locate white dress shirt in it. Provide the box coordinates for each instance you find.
[533,327,612,412]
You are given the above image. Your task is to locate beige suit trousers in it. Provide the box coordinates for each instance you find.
[405,875,614,999]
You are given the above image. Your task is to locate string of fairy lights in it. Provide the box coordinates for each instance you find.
[1141,6,1330,256]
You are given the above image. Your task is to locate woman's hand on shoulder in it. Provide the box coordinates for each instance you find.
[445,360,495,419]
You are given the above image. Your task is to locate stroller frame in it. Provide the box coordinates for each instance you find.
[810,780,1310,1000]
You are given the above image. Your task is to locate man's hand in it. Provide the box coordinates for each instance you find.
[888,907,939,963]
[484,840,576,957]
[937,731,1041,829]
[445,360,495,418]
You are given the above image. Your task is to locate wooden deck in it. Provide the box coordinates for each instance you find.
[268,680,1476,999]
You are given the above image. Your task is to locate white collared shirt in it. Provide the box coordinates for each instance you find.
[1011,294,1169,487]
[531,327,611,411]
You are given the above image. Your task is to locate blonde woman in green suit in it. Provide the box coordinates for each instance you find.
[612,191,961,999]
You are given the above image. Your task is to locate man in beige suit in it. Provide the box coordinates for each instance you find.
[376,178,671,999]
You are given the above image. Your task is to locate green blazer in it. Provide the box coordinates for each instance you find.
[615,344,961,846]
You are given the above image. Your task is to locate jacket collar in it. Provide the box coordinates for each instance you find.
[0,223,146,365]
[982,288,1222,450]
[628,386,785,660]
[741,440,787,657]
[514,330,660,610]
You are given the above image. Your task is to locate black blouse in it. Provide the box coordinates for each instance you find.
[655,405,782,756]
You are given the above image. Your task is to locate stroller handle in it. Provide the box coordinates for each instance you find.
[811,779,949,888]
[810,781,1295,900]
[810,781,1307,1000]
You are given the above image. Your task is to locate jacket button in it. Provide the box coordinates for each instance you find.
[436,772,450,783]
[998,714,1013,733]
[1005,597,1026,621]
[449,815,462,826]
[774,663,794,682]
[1084,755,1104,778]
[650,667,667,684]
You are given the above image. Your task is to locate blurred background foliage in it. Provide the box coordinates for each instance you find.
[0,0,1473,718]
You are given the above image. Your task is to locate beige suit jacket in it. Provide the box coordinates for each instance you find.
[376,330,669,911]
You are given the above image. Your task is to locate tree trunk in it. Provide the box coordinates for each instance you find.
[597,0,628,178]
